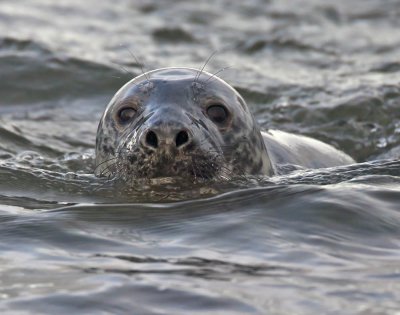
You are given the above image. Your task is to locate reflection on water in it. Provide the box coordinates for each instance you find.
[0,0,400,314]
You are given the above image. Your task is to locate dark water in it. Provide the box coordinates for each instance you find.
[1,0,400,314]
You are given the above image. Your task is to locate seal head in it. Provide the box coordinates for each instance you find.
[95,67,273,182]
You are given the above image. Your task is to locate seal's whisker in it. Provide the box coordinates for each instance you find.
[95,167,114,180]
[126,48,150,83]
[192,157,232,179]
[92,177,116,192]
[94,157,118,171]
[98,161,118,177]
[189,157,222,181]
[205,66,232,85]
[111,61,136,79]
[99,169,113,178]
[214,168,232,182]
[194,50,218,84]
[97,165,113,177]
[214,163,233,178]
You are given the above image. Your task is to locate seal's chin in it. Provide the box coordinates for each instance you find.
[115,151,227,184]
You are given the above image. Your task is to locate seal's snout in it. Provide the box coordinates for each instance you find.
[141,127,192,151]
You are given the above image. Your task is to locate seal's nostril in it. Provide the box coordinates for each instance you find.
[145,130,158,148]
[175,130,189,148]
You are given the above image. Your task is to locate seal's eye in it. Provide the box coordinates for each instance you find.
[207,105,228,125]
[117,108,136,123]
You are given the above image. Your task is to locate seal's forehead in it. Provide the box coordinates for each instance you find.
[116,67,239,101]
[149,68,198,81]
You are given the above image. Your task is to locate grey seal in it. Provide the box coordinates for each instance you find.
[95,67,354,182]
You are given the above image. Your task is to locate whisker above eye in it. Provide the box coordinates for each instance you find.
[205,66,232,85]
[194,50,219,84]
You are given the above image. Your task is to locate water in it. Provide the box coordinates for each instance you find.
[1,0,400,314]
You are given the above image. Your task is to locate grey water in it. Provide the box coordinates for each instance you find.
[1,0,400,314]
